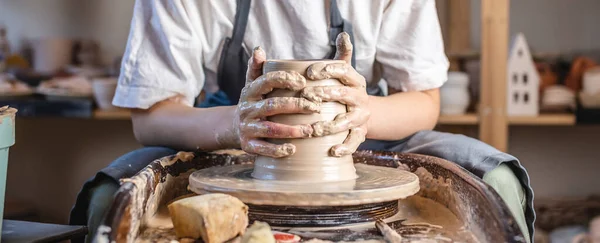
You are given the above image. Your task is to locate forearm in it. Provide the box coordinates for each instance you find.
[131,100,239,151]
[366,88,440,140]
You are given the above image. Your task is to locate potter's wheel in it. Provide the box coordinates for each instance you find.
[189,163,419,226]
[189,163,419,206]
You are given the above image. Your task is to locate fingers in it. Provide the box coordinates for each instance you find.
[242,139,296,158]
[311,110,370,137]
[240,97,320,118]
[240,120,313,139]
[301,86,366,107]
[330,126,367,157]
[333,32,353,64]
[246,46,267,82]
[242,71,306,101]
[306,62,366,88]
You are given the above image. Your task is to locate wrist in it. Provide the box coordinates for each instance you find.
[215,106,241,149]
[365,95,380,138]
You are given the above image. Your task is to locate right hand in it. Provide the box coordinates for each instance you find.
[234,47,321,158]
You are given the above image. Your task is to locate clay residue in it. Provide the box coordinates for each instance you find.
[0,106,17,124]
[212,149,248,156]
[161,152,195,167]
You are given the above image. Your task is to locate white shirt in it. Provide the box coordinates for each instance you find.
[113,0,449,109]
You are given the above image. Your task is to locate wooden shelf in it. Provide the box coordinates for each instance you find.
[93,109,131,120]
[438,113,576,126]
[508,114,576,126]
[438,113,479,125]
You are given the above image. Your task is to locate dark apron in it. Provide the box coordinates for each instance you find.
[200,0,378,108]
[70,1,535,241]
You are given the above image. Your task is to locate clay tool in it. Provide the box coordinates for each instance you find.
[376,220,402,243]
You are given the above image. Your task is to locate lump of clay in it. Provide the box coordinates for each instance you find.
[241,221,275,243]
[168,193,248,243]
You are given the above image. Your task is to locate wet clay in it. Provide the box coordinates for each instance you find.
[253,59,356,182]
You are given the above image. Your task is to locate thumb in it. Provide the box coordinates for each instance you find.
[333,32,353,64]
[246,46,266,82]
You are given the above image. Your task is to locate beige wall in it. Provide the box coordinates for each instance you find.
[0,0,135,65]
[470,0,600,53]
[2,0,600,225]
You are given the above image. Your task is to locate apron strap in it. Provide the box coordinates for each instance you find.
[229,0,252,55]
[328,0,356,68]
[214,0,252,105]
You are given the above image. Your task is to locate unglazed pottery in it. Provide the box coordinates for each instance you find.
[253,59,356,182]
[440,71,470,115]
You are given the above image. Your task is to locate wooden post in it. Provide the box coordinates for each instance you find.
[435,0,449,51]
[448,0,471,54]
[480,0,509,152]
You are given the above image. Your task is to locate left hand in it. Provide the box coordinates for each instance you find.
[302,32,370,157]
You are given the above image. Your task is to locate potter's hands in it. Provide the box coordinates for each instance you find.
[234,47,320,158]
[303,32,370,157]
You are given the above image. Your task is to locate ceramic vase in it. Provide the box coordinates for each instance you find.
[440,71,470,115]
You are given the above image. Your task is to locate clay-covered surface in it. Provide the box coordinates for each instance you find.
[97,150,526,243]
[188,163,419,206]
[0,106,17,120]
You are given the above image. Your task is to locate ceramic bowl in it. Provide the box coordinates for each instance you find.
[440,72,470,115]
[92,78,119,110]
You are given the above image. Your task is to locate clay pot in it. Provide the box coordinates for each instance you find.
[252,59,357,182]
[440,72,470,115]
[30,38,74,75]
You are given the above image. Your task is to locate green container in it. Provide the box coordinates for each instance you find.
[0,107,16,239]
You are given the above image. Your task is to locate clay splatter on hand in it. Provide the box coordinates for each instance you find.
[234,47,320,158]
[302,32,370,157]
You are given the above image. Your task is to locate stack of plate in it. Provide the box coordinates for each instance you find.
[36,75,93,100]
[542,85,576,111]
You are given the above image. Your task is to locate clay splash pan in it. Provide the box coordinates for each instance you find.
[98,150,526,242]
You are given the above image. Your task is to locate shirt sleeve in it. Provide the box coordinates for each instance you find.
[112,0,204,109]
[376,0,449,92]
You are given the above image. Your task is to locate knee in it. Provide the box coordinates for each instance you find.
[86,178,120,240]
[484,164,531,242]
[88,180,119,214]
[483,164,526,207]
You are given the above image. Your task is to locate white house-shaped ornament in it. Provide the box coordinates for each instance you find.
[507,33,539,116]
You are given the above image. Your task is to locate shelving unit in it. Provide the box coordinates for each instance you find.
[438,114,479,125]
[93,109,131,120]
[437,113,576,126]
[508,114,576,126]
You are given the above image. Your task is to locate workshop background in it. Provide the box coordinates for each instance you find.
[0,0,599,233]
